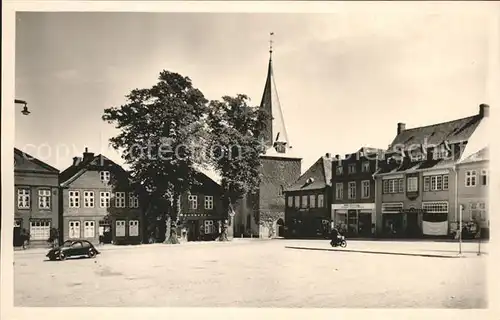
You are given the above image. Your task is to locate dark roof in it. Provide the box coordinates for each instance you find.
[60,154,124,187]
[14,148,59,173]
[286,156,332,192]
[389,115,482,151]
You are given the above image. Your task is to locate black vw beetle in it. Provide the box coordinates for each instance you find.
[46,240,100,261]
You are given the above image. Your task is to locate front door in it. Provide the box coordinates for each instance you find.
[406,212,420,237]
[358,212,372,237]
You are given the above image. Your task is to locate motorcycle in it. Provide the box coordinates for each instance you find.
[330,235,347,248]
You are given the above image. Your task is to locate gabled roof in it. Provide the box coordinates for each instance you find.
[389,114,482,151]
[286,156,332,192]
[458,147,489,164]
[14,148,59,173]
[60,154,124,187]
[193,164,222,186]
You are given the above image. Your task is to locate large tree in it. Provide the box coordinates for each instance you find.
[206,94,269,241]
[102,70,208,244]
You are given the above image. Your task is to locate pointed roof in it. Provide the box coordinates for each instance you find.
[458,147,489,164]
[259,38,293,155]
[286,155,332,192]
[14,148,59,173]
[60,153,125,187]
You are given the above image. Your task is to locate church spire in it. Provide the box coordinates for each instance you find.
[260,32,291,154]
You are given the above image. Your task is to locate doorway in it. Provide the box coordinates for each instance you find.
[358,212,372,237]
[276,218,285,237]
[406,212,420,237]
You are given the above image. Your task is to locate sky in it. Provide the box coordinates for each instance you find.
[14,4,499,173]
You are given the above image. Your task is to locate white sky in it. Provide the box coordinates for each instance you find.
[14,3,499,173]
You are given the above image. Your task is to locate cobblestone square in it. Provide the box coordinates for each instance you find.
[14,240,487,308]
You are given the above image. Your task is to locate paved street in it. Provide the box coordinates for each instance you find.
[14,239,487,308]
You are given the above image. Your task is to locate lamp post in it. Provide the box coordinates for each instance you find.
[15,99,30,115]
[459,204,464,255]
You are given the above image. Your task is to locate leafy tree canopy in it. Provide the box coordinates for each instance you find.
[102,70,209,219]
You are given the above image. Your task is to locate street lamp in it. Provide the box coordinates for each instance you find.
[15,99,30,115]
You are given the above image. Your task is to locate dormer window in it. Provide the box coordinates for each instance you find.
[336,166,343,175]
[348,164,356,174]
[100,171,110,183]
[362,162,370,173]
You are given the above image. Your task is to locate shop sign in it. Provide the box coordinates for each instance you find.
[399,208,427,214]
[331,203,375,210]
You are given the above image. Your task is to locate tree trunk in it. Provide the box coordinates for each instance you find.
[164,193,180,244]
[218,197,231,242]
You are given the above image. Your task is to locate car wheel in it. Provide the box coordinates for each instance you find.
[88,249,97,258]
[59,252,67,261]
[340,240,347,248]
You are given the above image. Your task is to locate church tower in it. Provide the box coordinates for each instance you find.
[237,33,302,238]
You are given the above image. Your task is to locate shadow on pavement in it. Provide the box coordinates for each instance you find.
[284,246,468,258]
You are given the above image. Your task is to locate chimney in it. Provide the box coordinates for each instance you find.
[479,103,490,118]
[82,147,95,162]
[397,122,406,135]
[72,157,81,166]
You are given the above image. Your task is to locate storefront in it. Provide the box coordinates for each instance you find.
[380,202,404,237]
[331,203,375,237]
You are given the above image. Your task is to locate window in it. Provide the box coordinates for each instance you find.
[470,202,487,221]
[38,189,51,209]
[204,220,215,234]
[84,221,95,238]
[116,220,126,237]
[433,147,449,160]
[100,192,110,208]
[361,180,370,198]
[115,192,126,208]
[424,174,448,191]
[287,196,293,207]
[29,220,51,240]
[84,191,95,208]
[129,193,139,208]
[301,195,308,208]
[443,175,449,190]
[348,164,356,174]
[318,194,324,208]
[335,183,343,200]
[336,166,343,175]
[69,191,80,208]
[309,195,316,208]
[100,171,110,183]
[422,201,449,213]
[68,221,80,239]
[129,220,139,236]
[294,196,300,208]
[17,188,30,209]
[382,179,404,194]
[204,196,214,210]
[481,169,488,186]
[465,170,477,187]
[381,202,403,213]
[407,177,418,192]
[424,177,430,191]
[430,176,442,191]
[348,182,356,199]
[362,162,370,173]
[188,195,198,209]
